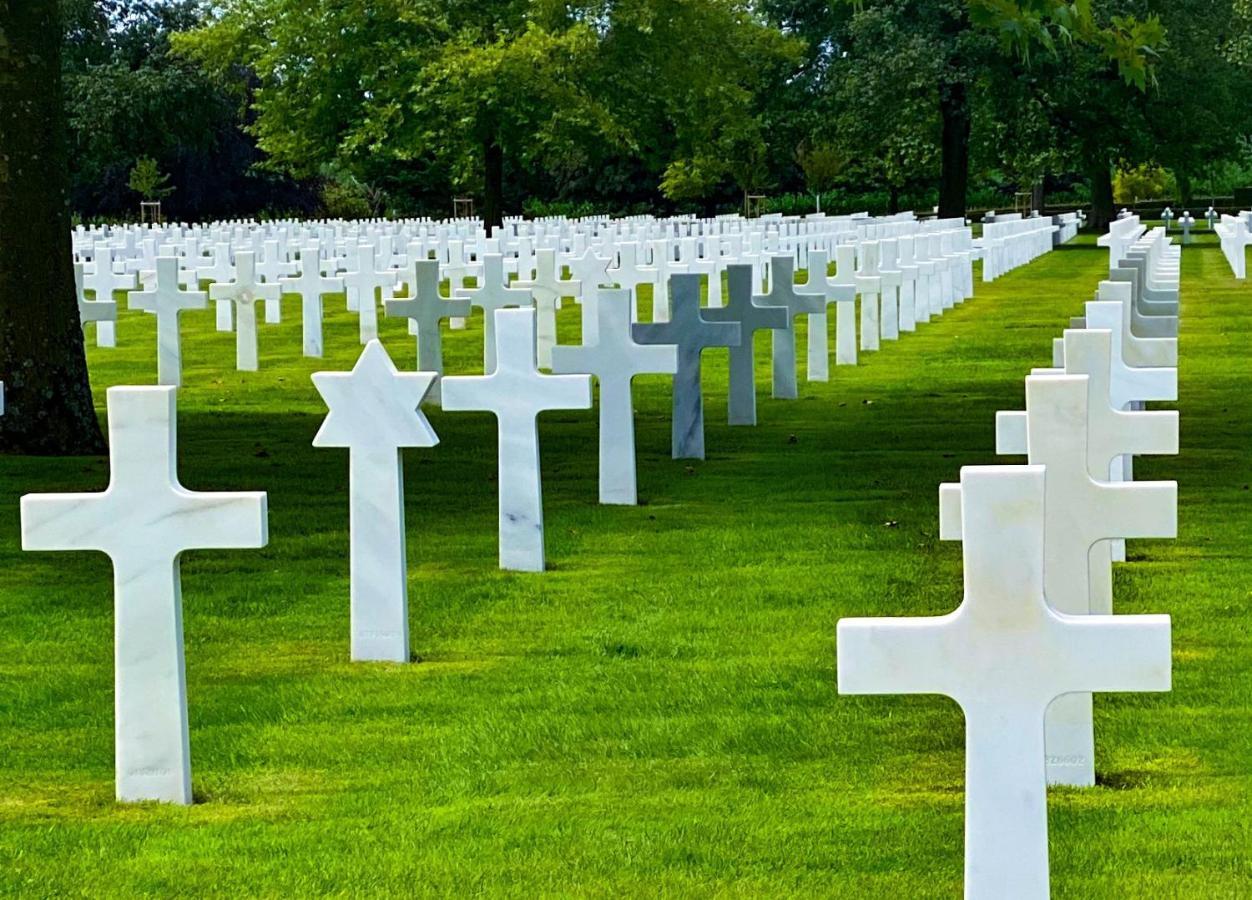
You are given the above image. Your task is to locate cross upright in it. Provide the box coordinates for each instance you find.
[343,244,396,344]
[705,264,787,425]
[855,241,882,352]
[209,250,279,372]
[633,273,740,460]
[564,248,611,344]
[313,341,438,663]
[826,244,860,367]
[895,236,920,332]
[791,250,839,384]
[441,308,592,571]
[21,386,268,805]
[279,241,344,358]
[517,248,582,369]
[82,247,132,348]
[255,239,295,324]
[76,259,118,348]
[128,257,207,386]
[1075,303,1177,408]
[839,464,1170,899]
[552,288,678,505]
[608,242,657,322]
[757,255,825,400]
[877,238,902,341]
[996,329,1178,480]
[943,375,1175,787]
[198,242,238,332]
[385,256,470,405]
[455,253,533,372]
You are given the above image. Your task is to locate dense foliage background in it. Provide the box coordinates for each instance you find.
[61,0,1252,224]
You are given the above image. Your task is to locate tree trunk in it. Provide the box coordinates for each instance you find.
[482,133,504,234]
[888,183,901,215]
[1177,172,1193,208]
[1031,180,1046,214]
[0,0,105,455]
[937,80,970,219]
[1089,161,1114,232]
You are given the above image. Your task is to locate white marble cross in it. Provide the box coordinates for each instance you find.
[442,308,591,571]
[565,248,612,344]
[825,244,860,368]
[877,238,902,341]
[128,257,207,387]
[384,257,470,405]
[633,273,740,460]
[280,242,343,358]
[792,252,838,383]
[199,242,237,331]
[608,242,657,322]
[455,254,533,372]
[856,242,882,352]
[705,264,787,425]
[76,260,119,348]
[313,341,438,663]
[20,386,268,805]
[255,240,294,323]
[758,256,826,400]
[81,248,131,348]
[516,248,581,369]
[343,245,395,344]
[208,250,278,372]
[552,288,678,505]
[947,374,1175,786]
[839,464,1170,899]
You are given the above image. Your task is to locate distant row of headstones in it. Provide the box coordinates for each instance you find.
[837,223,1182,898]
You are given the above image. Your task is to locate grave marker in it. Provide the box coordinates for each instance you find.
[839,465,1170,899]
[21,386,268,805]
[313,341,438,662]
[442,309,592,571]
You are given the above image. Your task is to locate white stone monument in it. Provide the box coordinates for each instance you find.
[208,251,279,372]
[552,289,677,505]
[839,464,1170,899]
[313,341,438,663]
[455,254,533,372]
[442,309,591,571]
[128,257,207,387]
[21,386,268,805]
[280,242,344,358]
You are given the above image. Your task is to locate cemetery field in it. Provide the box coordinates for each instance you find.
[2,236,1250,897]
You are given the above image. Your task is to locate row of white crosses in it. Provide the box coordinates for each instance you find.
[69,212,975,387]
[17,213,987,808]
[977,213,1062,281]
[1214,212,1252,278]
[837,225,1182,898]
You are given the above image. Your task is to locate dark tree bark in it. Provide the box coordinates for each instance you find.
[1089,161,1114,231]
[1031,180,1046,214]
[937,79,971,219]
[0,0,105,455]
[888,183,901,215]
[482,133,504,233]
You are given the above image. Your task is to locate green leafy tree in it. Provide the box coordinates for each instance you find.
[796,143,848,211]
[128,156,175,202]
[177,0,621,227]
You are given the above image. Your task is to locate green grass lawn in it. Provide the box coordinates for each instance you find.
[0,233,1248,897]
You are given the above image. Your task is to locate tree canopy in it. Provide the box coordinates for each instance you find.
[43,0,1252,223]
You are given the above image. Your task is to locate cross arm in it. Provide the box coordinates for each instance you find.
[1051,611,1171,696]
[21,492,108,552]
[171,489,269,552]
[1095,480,1177,539]
[837,614,961,698]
